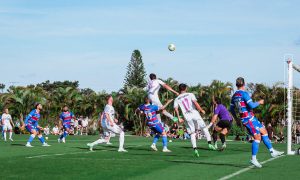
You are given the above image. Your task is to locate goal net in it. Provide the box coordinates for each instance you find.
[287,58,300,155]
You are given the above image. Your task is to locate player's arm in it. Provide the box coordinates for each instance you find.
[207,114,218,129]
[174,107,184,123]
[159,80,179,96]
[159,99,174,111]
[244,93,264,109]
[192,100,205,114]
[10,117,15,127]
[105,113,114,126]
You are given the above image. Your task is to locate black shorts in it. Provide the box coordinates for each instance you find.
[216,120,232,129]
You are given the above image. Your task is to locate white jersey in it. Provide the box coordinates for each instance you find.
[103,104,115,126]
[147,79,165,98]
[174,93,197,118]
[2,113,12,125]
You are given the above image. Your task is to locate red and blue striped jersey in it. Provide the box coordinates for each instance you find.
[230,90,260,123]
[25,110,40,126]
[59,111,74,125]
[138,104,159,124]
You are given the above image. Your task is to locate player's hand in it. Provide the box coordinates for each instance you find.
[179,118,184,123]
[114,119,118,123]
[258,99,264,105]
[110,121,114,127]
[201,110,206,114]
[175,92,179,96]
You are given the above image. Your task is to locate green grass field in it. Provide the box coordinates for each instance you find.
[0,134,298,180]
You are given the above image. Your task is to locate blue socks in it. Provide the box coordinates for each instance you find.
[252,140,260,156]
[28,134,35,143]
[60,131,68,140]
[162,135,168,148]
[38,135,45,144]
[153,134,160,144]
[262,135,272,150]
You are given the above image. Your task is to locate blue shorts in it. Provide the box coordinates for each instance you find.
[63,124,71,130]
[149,123,164,134]
[243,117,263,136]
[26,125,40,133]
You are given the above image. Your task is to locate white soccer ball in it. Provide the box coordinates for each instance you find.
[45,137,48,140]
[168,44,176,51]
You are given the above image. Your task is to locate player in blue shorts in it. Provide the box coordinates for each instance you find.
[230,77,283,168]
[58,106,75,143]
[24,103,50,147]
[137,96,173,152]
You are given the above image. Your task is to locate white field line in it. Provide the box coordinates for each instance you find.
[219,155,286,180]
[25,145,143,159]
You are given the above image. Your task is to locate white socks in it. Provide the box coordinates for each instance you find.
[162,110,174,119]
[3,132,6,141]
[9,132,12,139]
[92,139,106,146]
[191,133,197,149]
[119,131,125,149]
[203,127,212,142]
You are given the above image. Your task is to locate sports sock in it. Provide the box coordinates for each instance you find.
[3,132,6,141]
[203,127,212,142]
[63,131,68,138]
[191,133,197,149]
[28,134,35,143]
[153,134,160,144]
[38,135,45,144]
[162,135,168,148]
[92,139,105,146]
[119,131,125,149]
[252,140,260,159]
[262,134,273,151]
[212,130,218,143]
[9,131,12,139]
[220,133,226,144]
[162,111,174,119]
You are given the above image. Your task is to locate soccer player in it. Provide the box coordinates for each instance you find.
[137,96,173,152]
[87,95,127,152]
[230,77,284,168]
[58,106,75,143]
[147,73,179,122]
[1,108,14,141]
[207,97,232,150]
[174,84,216,157]
[24,103,50,147]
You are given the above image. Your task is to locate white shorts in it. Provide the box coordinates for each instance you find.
[103,123,123,134]
[3,124,13,131]
[148,95,163,107]
[184,111,206,134]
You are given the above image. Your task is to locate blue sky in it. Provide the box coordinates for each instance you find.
[0,0,299,92]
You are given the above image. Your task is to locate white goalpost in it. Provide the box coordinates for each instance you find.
[287,57,300,155]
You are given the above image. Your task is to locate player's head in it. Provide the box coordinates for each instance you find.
[179,83,188,92]
[35,102,42,110]
[144,96,151,104]
[63,105,69,112]
[3,108,8,114]
[213,97,222,105]
[236,77,245,89]
[149,73,157,80]
[106,95,113,104]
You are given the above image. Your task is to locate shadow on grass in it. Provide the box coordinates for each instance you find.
[168,159,248,168]
[11,143,25,147]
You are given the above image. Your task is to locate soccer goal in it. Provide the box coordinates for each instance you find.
[286,57,300,155]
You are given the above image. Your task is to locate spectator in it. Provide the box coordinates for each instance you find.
[184,128,190,140]
[78,116,83,135]
[44,125,50,136]
[73,118,79,135]
[52,125,60,135]
[81,117,89,135]
[178,127,184,139]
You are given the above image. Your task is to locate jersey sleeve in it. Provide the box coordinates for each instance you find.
[104,105,111,114]
[190,93,197,101]
[138,105,144,111]
[158,79,166,86]
[153,105,159,111]
[243,92,260,109]
[59,113,63,120]
[25,110,34,124]
[214,106,220,115]
[174,99,179,108]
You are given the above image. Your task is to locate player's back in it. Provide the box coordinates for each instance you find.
[231,90,254,121]
[174,93,197,115]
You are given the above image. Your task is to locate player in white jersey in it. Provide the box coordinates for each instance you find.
[147,73,179,122]
[87,95,127,152]
[174,84,216,157]
[1,108,15,141]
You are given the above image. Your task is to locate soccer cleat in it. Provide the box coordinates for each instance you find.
[58,138,61,143]
[220,143,227,151]
[271,150,284,158]
[118,148,128,152]
[250,159,262,168]
[62,138,66,143]
[162,148,171,153]
[87,143,94,151]
[42,143,51,147]
[194,149,200,157]
[172,117,178,122]
[151,144,158,151]
[9,138,14,142]
[208,144,217,151]
[214,142,218,149]
[25,143,34,148]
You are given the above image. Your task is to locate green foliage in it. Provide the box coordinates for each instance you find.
[123,50,147,90]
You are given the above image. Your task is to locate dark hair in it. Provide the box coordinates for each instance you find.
[106,95,112,101]
[214,97,222,104]
[149,73,156,80]
[236,77,245,88]
[179,83,187,92]
[63,105,68,108]
[144,96,149,102]
[34,102,41,109]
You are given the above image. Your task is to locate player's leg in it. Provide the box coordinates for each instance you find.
[3,125,7,141]
[60,126,70,143]
[213,125,222,149]
[196,115,216,150]
[154,123,170,152]
[37,129,50,146]
[26,126,37,147]
[219,128,228,150]
[8,125,13,141]
[152,97,177,122]
[151,131,160,151]
[185,120,199,157]
[109,124,127,152]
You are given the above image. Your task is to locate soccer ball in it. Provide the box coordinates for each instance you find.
[45,137,48,140]
[168,44,176,51]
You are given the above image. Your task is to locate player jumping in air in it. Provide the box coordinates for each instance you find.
[230,77,284,168]
[137,96,173,152]
[1,108,15,141]
[174,84,216,157]
[58,106,75,143]
[24,103,50,147]
[147,73,179,122]
[87,95,127,152]
[207,97,232,151]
